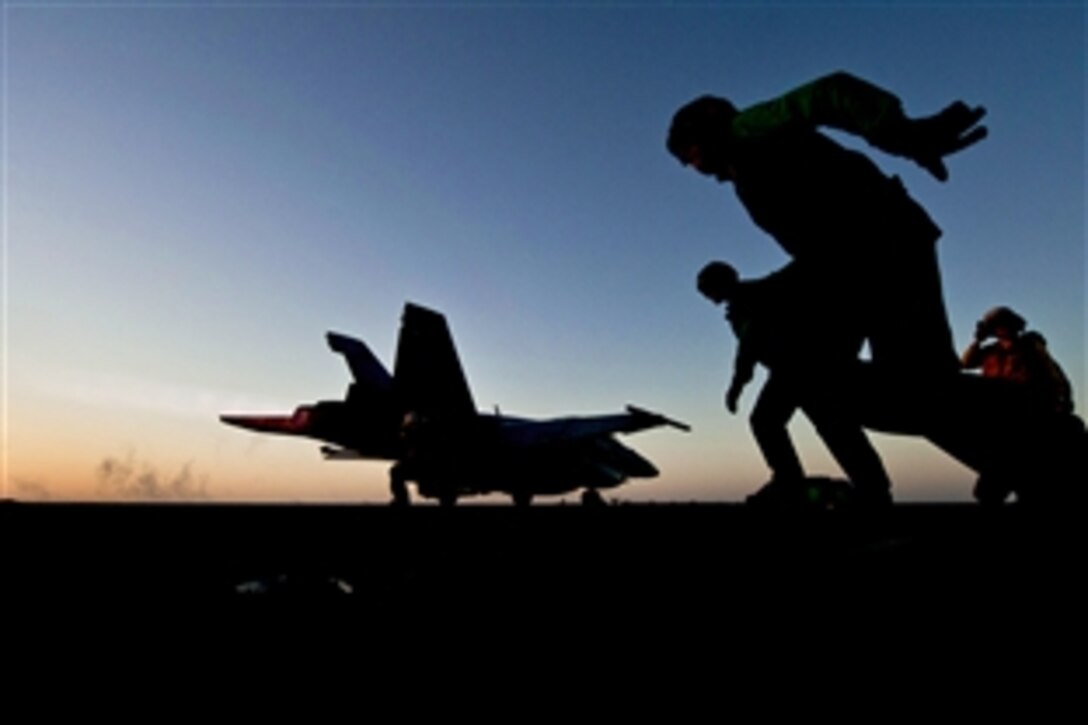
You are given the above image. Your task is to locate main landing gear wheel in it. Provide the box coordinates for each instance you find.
[581,489,606,507]
[389,467,410,507]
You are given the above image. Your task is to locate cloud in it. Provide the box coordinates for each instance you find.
[96,453,210,501]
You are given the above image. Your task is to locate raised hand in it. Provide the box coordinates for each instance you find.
[909,102,988,181]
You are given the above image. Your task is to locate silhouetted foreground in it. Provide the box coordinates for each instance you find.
[673,73,1088,506]
[3,501,1082,617]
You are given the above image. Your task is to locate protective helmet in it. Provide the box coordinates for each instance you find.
[697,261,739,300]
[667,95,738,163]
[980,306,1026,334]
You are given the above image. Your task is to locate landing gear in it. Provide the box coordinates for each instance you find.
[581,489,606,507]
[438,491,459,507]
[389,465,410,507]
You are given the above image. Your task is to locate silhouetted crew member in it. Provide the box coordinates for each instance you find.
[962,306,1074,415]
[669,72,987,380]
[697,260,892,505]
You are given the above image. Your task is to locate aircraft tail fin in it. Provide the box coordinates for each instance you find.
[327,332,392,391]
[327,331,398,412]
[393,302,476,420]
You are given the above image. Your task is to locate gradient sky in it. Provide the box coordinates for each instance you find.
[2,1,1084,503]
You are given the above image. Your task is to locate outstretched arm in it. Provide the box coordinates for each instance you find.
[961,340,985,370]
[733,71,987,181]
[961,320,991,369]
[733,71,905,141]
[727,341,756,414]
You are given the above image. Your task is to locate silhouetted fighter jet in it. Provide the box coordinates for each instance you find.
[221,303,688,506]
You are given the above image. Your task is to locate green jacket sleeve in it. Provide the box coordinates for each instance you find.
[732,71,907,148]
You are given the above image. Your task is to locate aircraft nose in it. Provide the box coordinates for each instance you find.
[630,458,659,478]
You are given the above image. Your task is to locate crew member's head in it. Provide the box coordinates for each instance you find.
[667,95,738,182]
[697,261,740,304]
[979,306,1026,341]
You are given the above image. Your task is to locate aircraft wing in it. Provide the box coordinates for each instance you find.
[500,405,689,447]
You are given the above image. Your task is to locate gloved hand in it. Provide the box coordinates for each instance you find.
[725,385,742,414]
[909,101,988,181]
[877,101,988,181]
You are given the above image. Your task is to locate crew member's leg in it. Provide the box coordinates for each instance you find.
[867,243,959,379]
[750,374,805,481]
[804,402,893,505]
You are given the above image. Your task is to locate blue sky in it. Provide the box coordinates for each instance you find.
[3,1,1084,502]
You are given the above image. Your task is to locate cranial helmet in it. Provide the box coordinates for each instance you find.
[980,306,1026,335]
[697,261,739,300]
[667,95,738,162]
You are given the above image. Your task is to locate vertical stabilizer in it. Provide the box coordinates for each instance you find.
[327,332,392,391]
[393,303,477,420]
